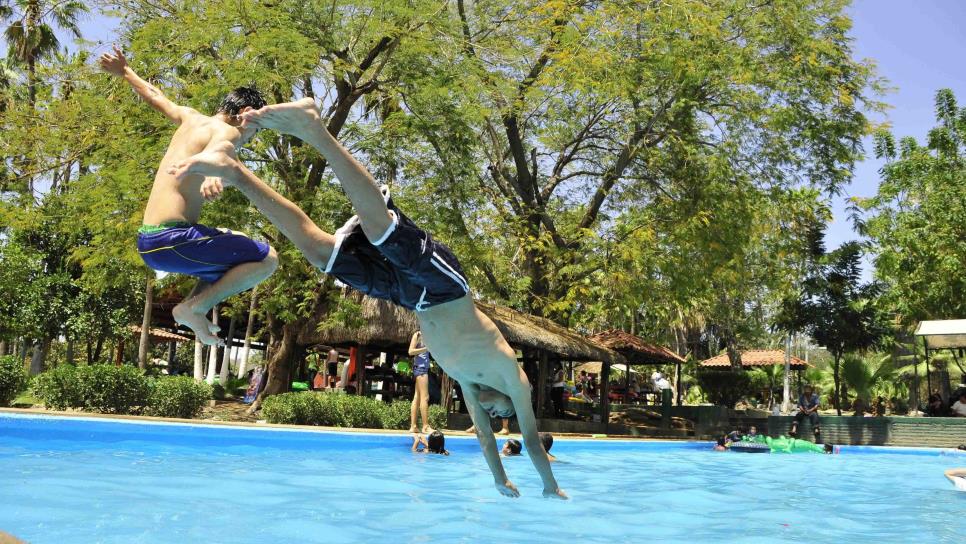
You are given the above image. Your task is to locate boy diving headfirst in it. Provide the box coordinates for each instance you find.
[98,48,278,345]
[168,99,567,499]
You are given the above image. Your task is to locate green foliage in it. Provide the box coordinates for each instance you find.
[261,393,446,430]
[0,355,29,406]
[147,376,212,419]
[34,364,150,414]
[33,364,83,410]
[74,364,150,414]
[860,89,966,324]
[694,369,753,409]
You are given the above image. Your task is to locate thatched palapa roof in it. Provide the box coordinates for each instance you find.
[590,329,685,365]
[700,349,811,370]
[300,293,622,363]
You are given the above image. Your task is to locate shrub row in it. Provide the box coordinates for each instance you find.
[0,355,29,407]
[261,392,447,430]
[33,364,211,418]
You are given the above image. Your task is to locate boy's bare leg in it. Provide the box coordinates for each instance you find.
[168,143,337,270]
[173,251,278,345]
[241,100,393,243]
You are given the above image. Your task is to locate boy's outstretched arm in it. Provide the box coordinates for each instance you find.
[98,46,187,124]
[507,369,568,499]
[464,385,519,498]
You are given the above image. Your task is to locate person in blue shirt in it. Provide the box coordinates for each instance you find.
[789,384,822,442]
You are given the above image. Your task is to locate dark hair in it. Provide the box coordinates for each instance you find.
[427,431,447,454]
[539,432,553,452]
[505,439,522,455]
[218,86,267,116]
[716,436,727,447]
[823,443,834,454]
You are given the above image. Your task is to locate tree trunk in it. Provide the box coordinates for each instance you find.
[205,306,220,384]
[248,321,298,412]
[18,339,29,363]
[238,288,259,378]
[193,340,204,381]
[0,340,7,356]
[93,336,104,363]
[65,339,74,366]
[832,355,842,416]
[29,338,50,375]
[138,276,154,369]
[219,315,238,385]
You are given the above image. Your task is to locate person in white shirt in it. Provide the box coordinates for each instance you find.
[950,392,966,417]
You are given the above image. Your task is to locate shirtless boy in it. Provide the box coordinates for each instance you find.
[98,47,278,345]
[167,99,566,499]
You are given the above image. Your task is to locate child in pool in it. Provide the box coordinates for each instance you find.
[413,431,450,455]
[98,47,277,345]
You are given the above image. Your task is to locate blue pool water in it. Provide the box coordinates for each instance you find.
[0,413,963,543]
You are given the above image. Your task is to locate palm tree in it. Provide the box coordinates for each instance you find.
[1,0,87,106]
[841,353,897,410]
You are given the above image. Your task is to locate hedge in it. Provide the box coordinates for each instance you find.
[34,364,212,417]
[261,392,447,430]
[147,376,212,419]
[0,355,29,407]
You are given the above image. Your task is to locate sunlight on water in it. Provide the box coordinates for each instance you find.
[0,415,963,543]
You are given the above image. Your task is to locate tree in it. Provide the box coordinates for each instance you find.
[1,0,88,105]
[859,89,966,325]
[780,241,892,415]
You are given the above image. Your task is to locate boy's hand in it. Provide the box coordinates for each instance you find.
[200,178,224,201]
[98,46,128,77]
[543,486,569,500]
[495,480,520,498]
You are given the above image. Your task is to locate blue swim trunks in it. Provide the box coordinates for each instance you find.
[137,222,270,283]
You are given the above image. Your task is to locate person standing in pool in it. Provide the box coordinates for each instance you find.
[408,330,434,434]
[168,98,566,499]
[98,47,278,345]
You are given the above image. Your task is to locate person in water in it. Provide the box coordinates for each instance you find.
[98,47,277,345]
[944,468,966,491]
[412,431,450,455]
[502,433,556,461]
[169,98,565,499]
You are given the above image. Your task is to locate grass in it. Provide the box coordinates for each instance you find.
[11,391,42,407]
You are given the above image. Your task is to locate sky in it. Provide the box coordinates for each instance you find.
[5,1,966,278]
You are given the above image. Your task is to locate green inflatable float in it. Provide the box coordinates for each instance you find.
[731,434,834,454]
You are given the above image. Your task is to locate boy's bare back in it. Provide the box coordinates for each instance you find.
[98,46,251,225]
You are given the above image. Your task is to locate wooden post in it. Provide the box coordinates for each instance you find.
[623,362,630,406]
[168,341,176,369]
[600,361,611,431]
[357,346,367,396]
[537,351,549,417]
[675,361,683,406]
[923,337,932,397]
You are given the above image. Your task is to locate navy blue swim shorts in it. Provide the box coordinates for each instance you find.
[323,190,469,312]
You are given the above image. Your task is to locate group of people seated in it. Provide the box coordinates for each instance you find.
[925,389,966,417]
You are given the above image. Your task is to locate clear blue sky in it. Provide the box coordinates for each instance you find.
[7,1,966,274]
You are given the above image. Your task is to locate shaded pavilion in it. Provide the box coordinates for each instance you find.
[700,349,812,405]
[587,329,687,424]
[298,291,622,413]
[914,319,966,403]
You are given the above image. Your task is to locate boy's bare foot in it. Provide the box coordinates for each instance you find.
[408,425,419,433]
[173,303,222,346]
[497,428,510,435]
[240,98,321,139]
[422,426,434,434]
[168,142,239,181]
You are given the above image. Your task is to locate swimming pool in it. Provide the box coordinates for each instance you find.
[0,412,963,543]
